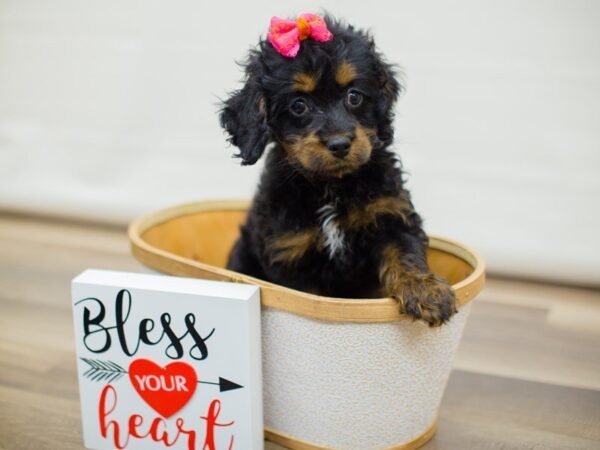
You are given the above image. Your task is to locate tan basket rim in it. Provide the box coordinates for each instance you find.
[128,200,486,323]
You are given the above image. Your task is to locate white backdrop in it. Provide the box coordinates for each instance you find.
[1,1,599,285]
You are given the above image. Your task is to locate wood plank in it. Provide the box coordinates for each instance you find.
[454,295,600,390]
[423,370,600,450]
[0,384,82,450]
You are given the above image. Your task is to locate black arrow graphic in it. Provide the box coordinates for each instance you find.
[198,377,244,393]
[80,358,244,392]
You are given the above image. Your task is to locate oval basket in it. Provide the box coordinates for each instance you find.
[129,200,485,450]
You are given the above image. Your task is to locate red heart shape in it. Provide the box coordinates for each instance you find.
[128,359,197,418]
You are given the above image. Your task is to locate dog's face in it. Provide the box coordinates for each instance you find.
[220,17,400,178]
[268,57,382,178]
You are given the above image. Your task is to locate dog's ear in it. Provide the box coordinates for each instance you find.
[219,72,271,166]
[373,54,401,147]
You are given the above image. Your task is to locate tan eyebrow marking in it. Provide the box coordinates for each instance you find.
[292,73,317,92]
[335,61,357,86]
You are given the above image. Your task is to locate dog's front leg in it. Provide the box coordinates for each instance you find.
[378,239,457,327]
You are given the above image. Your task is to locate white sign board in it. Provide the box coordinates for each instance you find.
[72,269,263,450]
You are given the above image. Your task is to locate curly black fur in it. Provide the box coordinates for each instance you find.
[219,16,456,326]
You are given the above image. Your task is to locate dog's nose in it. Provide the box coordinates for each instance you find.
[326,136,352,158]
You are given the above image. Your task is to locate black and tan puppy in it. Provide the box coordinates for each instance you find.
[219,16,456,326]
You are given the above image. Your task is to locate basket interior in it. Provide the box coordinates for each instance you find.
[141,210,475,287]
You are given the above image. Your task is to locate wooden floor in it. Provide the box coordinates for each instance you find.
[0,214,599,450]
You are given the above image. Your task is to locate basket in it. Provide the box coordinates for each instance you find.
[129,200,485,450]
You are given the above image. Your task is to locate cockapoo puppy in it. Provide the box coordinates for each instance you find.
[219,14,456,326]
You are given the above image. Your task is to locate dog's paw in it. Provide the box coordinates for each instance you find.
[393,272,457,327]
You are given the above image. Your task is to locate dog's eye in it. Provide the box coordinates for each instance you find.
[346,89,363,107]
[290,99,309,117]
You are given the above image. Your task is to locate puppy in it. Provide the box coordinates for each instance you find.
[219,15,456,326]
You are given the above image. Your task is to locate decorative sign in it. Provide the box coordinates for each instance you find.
[72,270,263,450]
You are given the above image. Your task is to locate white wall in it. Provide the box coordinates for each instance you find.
[1,1,599,285]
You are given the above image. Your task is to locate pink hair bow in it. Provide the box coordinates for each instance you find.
[267,13,333,58]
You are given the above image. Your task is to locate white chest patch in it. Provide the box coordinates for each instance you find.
[317,203,346,259]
